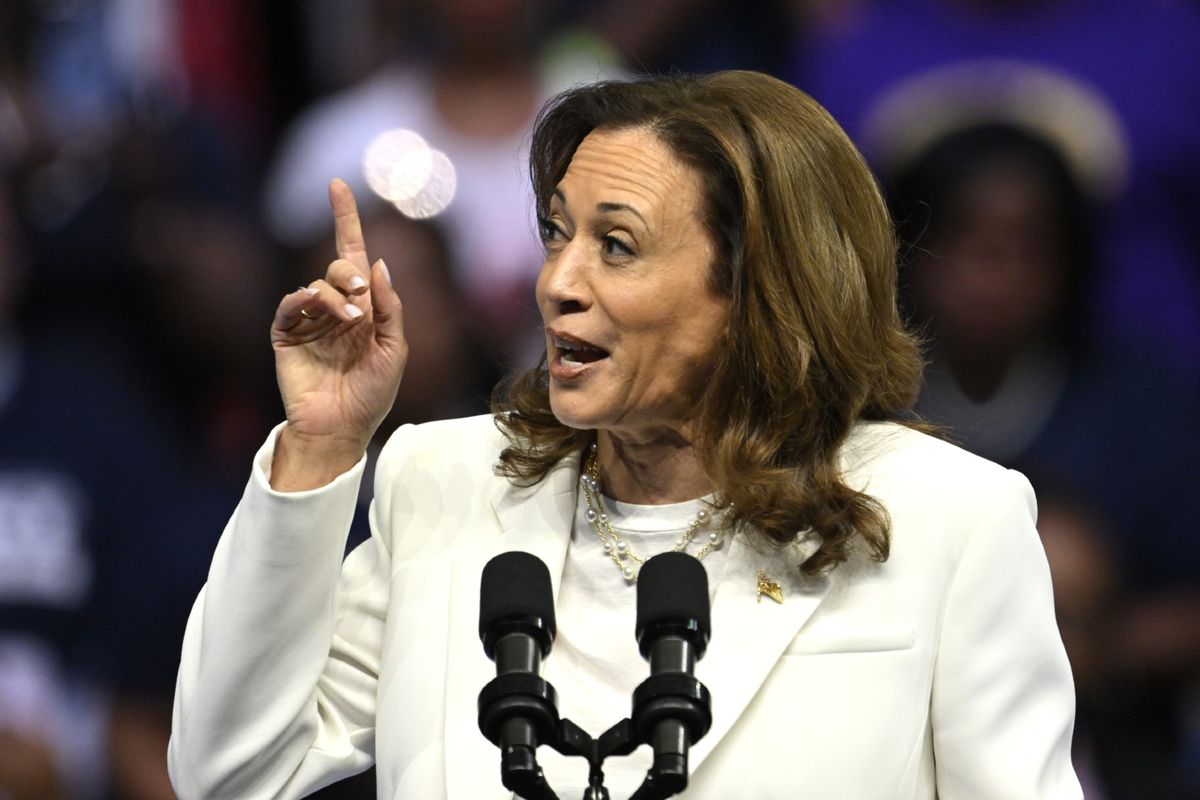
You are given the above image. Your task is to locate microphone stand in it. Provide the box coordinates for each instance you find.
[478,671,639,800]
[478,671,711,800]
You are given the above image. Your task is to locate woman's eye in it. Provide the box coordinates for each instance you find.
[603,235,634,258]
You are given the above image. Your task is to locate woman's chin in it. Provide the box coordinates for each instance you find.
[548,395,607,432]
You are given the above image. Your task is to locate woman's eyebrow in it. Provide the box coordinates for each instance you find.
[552,189,649,230]
[596,201,649,229]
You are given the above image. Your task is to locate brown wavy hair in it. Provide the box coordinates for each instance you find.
[491,71,925,576]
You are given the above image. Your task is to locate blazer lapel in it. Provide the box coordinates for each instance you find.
[442,453,582,799]
[688,532,830,775]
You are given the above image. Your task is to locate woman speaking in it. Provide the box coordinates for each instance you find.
[169,72,1081,798]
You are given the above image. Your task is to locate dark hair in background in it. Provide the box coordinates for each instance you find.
[491,71,926,576]
[887,122,1095,352]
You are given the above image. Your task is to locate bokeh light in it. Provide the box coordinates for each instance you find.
[362,129,457,219]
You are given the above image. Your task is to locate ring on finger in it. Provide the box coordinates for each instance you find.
[299,308,319,320]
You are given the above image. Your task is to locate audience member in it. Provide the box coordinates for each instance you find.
[791,0,1200,376]
[0,180,183,798]
[2,6,286,797]
[888,122,1199,592]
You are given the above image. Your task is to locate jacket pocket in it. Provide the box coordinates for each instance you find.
[784,626,916,655]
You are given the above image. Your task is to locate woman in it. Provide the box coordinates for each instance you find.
[169,72,1081,799]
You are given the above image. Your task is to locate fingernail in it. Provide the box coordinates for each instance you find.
[379,259,391,286]
[349,276,367,291]
[302,286,319,297]
[345,304,364,319]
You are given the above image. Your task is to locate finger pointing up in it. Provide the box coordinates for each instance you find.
[330,178,371,276]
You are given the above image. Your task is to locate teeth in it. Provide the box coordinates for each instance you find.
[553,334,609,367]
[553,335,595,351]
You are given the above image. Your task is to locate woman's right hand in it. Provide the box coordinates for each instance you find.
[268,179,407,491]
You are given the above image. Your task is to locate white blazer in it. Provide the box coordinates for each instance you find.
[169,414,1082,799]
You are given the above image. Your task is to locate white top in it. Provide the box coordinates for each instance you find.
[540,489,729,798]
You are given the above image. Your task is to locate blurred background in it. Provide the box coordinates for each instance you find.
[0,0,1197,797]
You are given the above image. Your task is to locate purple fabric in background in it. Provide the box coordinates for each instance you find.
[790,0,1200,377]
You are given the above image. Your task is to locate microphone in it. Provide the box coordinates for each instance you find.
[631,552,713,798]
[478,552,560,799]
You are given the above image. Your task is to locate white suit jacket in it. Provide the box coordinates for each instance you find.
[169,414,1082,799]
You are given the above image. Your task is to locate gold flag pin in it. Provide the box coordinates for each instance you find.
[756,570,783,604]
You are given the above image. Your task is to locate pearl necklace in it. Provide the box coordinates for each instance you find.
[579,444,731,582]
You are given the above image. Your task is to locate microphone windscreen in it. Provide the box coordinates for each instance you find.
[479,551,556,642]
[636,552,711,644]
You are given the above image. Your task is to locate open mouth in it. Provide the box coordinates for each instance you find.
[552,334,610,365]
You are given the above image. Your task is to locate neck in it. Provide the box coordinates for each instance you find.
[938,337,1055,402]
[594,428,715,505]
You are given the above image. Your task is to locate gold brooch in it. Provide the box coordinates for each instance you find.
[756,570,783,604]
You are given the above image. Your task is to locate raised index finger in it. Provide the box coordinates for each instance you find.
[329,178,371,275]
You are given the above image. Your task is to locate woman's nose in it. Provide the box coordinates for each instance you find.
[538,243,590,314]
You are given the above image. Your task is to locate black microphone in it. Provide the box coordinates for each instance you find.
[478,552,561,800]
[630,552,713,798]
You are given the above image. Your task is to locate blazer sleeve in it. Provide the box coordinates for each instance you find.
[931,469,1083,799]
[168,425,396,799]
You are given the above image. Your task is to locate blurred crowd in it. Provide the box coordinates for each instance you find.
[0,0,1197,798]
